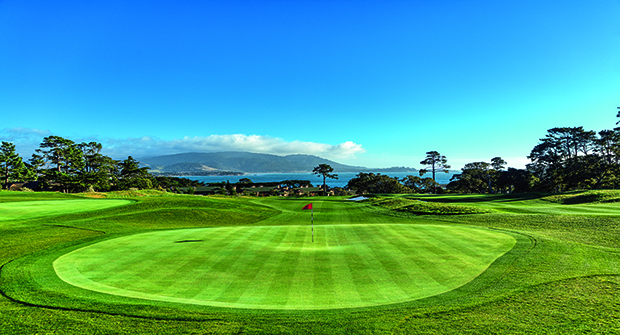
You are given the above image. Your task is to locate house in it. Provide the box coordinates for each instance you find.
[292,186,323,196]
[241,186,279,196]
[177,186,224,195]
[195,186,225,195]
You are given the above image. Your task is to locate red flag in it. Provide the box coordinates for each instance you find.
[302,203,313,210]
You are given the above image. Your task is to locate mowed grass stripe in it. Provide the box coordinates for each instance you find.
[411,226,488,287]
[103,230,205,288]
[356,226,411,302]
[86,234,169,286]
[325,225,361,307]
[376,225,447,295]
[189,226,276,301]
[139,228,240,295]
[54,224,516,309]
[153,227,274,298]
[286,226,317,307]
[359,225,431,301]
[282,228,316,307]
[235,227,299,306]
[415,226,515,286]
[160,227,255,298]
[109,236,183,291]
[311,228,338,307]
[438,226,517,264]
[389,226,456,287]
[414,227,484,278]
[341,225,398,304]
[363,225,431,297]
[105,228,225,287]
[349,226,410,303]
[214,226,293,304]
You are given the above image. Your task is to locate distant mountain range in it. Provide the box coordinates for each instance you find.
[140,152,418,174]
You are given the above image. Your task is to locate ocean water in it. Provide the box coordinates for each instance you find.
[186,171,457,188]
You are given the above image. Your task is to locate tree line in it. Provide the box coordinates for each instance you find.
[448,117,620,193]
[345,110,620,194]
[0,135,204,192]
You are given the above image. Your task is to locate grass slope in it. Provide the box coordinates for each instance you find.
[0,191,619,333]
[0,199,132,221]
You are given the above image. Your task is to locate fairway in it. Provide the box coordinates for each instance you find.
[0,199,132,222]
[54,224,515,310]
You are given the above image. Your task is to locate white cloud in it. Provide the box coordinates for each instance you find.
[0,129,365,161]
[0,127,52,154]
[102,134,365,160]
[0,127,51,140]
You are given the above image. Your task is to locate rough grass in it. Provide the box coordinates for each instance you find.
[369,197,490,215]
[542,190,620,204]
[0,191,620,334]
[392,275,620,334]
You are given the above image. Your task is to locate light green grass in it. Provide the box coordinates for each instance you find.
[0,199,132,222]
[53,224,515,309]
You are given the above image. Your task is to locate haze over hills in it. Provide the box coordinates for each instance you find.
[140,152,417,174]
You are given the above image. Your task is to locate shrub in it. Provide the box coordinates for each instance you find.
[399,201,489,215]
[542,190,620,204]
[369,196,489,215]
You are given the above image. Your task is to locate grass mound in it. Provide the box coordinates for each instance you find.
[92,189,175,198]
[542,190,620,204]
[370,197,490,215]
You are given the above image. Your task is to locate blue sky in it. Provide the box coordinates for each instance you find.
[1,0,619,169]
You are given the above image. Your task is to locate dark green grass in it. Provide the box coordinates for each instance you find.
[368,197,490,215]
[392,275,620,334]
[542,190,620,204]
[1,191,620,333]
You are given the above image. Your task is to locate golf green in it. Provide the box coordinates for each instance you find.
[54,224,516,310]
[0,199,132,221]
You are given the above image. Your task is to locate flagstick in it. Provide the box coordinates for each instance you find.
[311,206,314,242]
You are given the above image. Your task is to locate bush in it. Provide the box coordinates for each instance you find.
[399,201,489,215]
[346,172,411,194]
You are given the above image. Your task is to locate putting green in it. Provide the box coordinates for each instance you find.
[0,199,132,221]
[54,224,516,309]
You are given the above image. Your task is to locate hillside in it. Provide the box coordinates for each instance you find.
[140,152,416,174]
